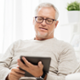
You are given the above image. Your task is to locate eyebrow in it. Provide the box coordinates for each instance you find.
[37,16,55,19]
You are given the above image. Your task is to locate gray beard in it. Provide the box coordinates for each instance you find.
[36,31,48,39]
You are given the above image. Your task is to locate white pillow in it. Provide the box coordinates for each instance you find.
[65,73,80,80]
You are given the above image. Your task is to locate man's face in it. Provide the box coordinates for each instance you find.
[33,7,58,40]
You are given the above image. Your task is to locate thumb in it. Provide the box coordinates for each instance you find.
[38,61,43,69]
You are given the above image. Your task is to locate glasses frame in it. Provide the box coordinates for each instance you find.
[35,16,56,25]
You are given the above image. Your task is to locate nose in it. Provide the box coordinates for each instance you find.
[41,20,46,25]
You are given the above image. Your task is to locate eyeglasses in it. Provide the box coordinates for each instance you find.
[35,16,56,25]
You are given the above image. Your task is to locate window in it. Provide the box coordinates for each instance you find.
[0,0,39,53]
[0,0,4,53]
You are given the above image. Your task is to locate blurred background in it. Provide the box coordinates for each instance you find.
[0,0,80,60]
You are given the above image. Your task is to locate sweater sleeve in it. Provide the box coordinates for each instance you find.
[0,43,14,80]
[46,43,79,80]
[46,72,65,80]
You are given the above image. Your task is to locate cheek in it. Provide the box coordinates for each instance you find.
[48,26,54,32]
[34,23,39,31]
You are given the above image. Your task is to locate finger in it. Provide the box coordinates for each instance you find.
[22,57,34,67]
[38,61,44,69]
[17,59,26,68]
[17,59,30,72]
[12,67,25,75]
[11,68,25,78]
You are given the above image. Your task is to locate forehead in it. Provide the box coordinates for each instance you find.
[36,7,56,19]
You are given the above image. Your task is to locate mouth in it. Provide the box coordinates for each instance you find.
[39,27,48,31]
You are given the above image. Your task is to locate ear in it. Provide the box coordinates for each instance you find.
[33,17,35,25]
[55,21,59,28]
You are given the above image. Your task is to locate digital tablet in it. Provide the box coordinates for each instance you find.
[20,56,51,77]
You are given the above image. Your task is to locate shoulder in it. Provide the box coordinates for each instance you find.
[55,38,73,48]
[54,38,74,53]
[11,39,31,49]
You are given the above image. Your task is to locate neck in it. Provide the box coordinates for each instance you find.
[35,36,54,40]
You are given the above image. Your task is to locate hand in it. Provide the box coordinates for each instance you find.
[7,67,25,80]
[17,57,44,77]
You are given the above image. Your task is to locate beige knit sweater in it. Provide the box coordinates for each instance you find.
[0,38,79,80]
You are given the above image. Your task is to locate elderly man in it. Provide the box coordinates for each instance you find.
[0,3,79,80]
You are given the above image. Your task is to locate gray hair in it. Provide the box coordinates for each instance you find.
[35,3,59,20]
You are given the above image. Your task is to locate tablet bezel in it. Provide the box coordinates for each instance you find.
[20,56,51,77]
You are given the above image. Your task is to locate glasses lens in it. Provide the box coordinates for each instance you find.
[46,19,53,24]
[35,16,43,23]
[35,16,56,24]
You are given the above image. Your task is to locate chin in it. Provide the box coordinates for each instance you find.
[37,31,48,39]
